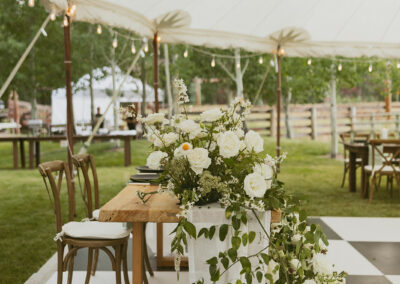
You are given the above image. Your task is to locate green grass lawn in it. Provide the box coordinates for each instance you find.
[1,137,400,283]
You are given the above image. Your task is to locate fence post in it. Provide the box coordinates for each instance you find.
[311,107,317,140]
[350,106,357,133]
[370,113,375,138]
[269,108,275,137]
[396,114,400,138]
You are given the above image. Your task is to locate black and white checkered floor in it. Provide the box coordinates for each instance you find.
[31,217,400,284]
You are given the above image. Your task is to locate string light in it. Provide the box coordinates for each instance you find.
[157,35,161,42]
[258,56,263,64]
[397,61,400,69]
[63,16,69,27]
[277,48,285,56]
[66,4,77,17]
[144,41,149,52]
[270,59,275,67]
[307,58,312,65]
[28,0,35,7]
[368,64,373,72]
[236,62,241,69]
[50,9,56,21]
[96,24,102,34]
[211,56,216,67]
[183,48,188,58]
[338,63,342,71]
[112,36,118,48]
[131,41,136,54]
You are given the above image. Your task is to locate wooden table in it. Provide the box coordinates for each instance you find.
[0,134,134,169]
[344,142,400,197]
[99,184,281,284]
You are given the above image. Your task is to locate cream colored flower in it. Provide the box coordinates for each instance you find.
[200,108,223,122]
[253,163,274,180]
[244,173,267,198]
[244,130,264,153]
[146,151,168,170]
[145,113,165,125]
[312,253,333,275]
[290,258,301,271]
[291,234,303,245]
[235,128,244,138]
[179,119,202,139]
[174,142,193,157]
[217,130,241,158]
[186,148,211,175]
[163,133,179,147]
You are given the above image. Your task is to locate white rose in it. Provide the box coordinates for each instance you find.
[312,253,333,275]
[174,142,193,157]
[253,163,274,180]
[145,127,159,143]
[217,131,241,158]
[290,258,300,270]
[235,128,244,138]
[179,119,202,139]
[207,141,217,151]
[244,130,264,153]
[162,133,178,147]
[244,173,267,198]
[200,108,223,122]
[186,148,212,175]
[291,234,303,245]
[146,151,168,170]
[145,113,165,125]
[265,259,279,282]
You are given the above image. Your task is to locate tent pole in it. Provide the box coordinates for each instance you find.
[276,46,282,162]
[153,33,159,112]
[63,15,74,174]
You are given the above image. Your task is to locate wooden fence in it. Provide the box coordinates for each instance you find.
[188,102,400,140]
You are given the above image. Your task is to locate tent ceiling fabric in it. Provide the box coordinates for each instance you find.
[42,0,400,58]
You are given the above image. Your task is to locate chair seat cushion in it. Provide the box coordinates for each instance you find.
[62,221,131,240]
[344,158,362,163]
[364,165,400,173]
[92,209,100,220]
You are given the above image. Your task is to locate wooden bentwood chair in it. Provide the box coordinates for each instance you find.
[363,139,400,202]
[38,160,130,284]
[72,154,154,283]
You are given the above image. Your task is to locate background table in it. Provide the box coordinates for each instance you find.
[99,184,281,284]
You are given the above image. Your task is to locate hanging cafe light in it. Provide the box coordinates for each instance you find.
[397,61,400,69]
[66,4,77,17]
[183,48,188,58]
[50,9,56,21]
[28,0,35,7]
[258,56,263,64]
[368,63,373,72]
[211,56,216,67]
[63,15,69,27]
[143,39,149,52]
[112,36,118,48]
[307,58,312,65]
[96,24,102,34]
[236,62,241,69]
[131,41,136,54]
[338,63,342,71]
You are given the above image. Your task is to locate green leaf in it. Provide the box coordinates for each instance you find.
[241,214,247,225]
[299,210,307,222]
[207,257,218,265]
[228,248,237,262]
[239,257,251,270]
[249,231,256,243]
[225,208,233,219]
[232,236,241,249]
[245,272,253,284]
[219,224,229,241]
[198,228,208,238]
[221,257,229,269]
[183,221,197,239]
[235,280,242,284]
[242,233,248,246]
[256,271,263,283]
[232,216,241,230]
[209,226,216,240]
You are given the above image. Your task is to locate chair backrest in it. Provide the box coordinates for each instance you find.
[38,160,75,233]
[340,132,370,143]
[369,139,400,170]
[72,154,99,219]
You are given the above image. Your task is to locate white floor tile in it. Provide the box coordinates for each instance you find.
[386,275,400,284]
[45,271,189,284]
[322,217,400,242]
[325,240,383,275]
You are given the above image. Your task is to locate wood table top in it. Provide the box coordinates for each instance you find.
[99,184,282,224]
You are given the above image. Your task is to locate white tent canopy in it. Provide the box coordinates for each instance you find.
[43,0,400,58]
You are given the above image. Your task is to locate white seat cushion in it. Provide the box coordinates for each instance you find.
[364,165,400,173]
[62,221,131,239]
[92,209,100,220]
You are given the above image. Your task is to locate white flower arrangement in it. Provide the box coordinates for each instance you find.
[122,79,346,284]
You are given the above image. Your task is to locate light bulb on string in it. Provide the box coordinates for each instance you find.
[258,56,263,64]
[211,56,216,68]
[397,61,400,69]
[131,41,136,54]
[183,49,188,58]
[269,59,275,67]
[96,24,102,34]
[157,35,161,42]
[236,62,241,69]
[144,41,149,52]
[50,9,56,21]
[368,64,373,72]
[338,63,342,71]
[112,36,118,49]
[28,0,35,7]
[307,58,312,65]
[63,16,69,27]
[67,4,77,16]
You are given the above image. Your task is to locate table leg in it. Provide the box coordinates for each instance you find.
[349,150,356,192]
[361,150,369,198]
[132,222,144,284]
[35,141,40,167]
[124,138,131,167]
[12,141,18,169]
[29,141,34,169]
[20,140,25,168]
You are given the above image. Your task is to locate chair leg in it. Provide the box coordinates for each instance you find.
[122,241,130,284]
[91,248,99,276]
[341,163,348,188]
[114,246,122,284]
[85,248,93,284]
[143,223,154,277]
[57,243,64,284]
[369,175,377,202]
[67,245,74,284]
[362,173,369,198]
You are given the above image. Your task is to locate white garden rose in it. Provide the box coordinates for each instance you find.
[145,113,165,125]
[179,119,202,139]
[234,128,244,138]
[145,127,159,143]
[174,142,193,157]
[186,148,212,175]
[243,172,267,198]
[291,234,303,245]
[253,163,274,180]
[290,258,301,270]
[200,108,223,122]
[217,131,241,158]
[265,259,279,282]
[146,151,168,170]
[312,253,333,275]
[162,133,178,147]
[244,130,264,153]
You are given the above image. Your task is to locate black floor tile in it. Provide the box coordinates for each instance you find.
[350,242,400,275]
[307,217,342,240]
[346,275,391,284]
